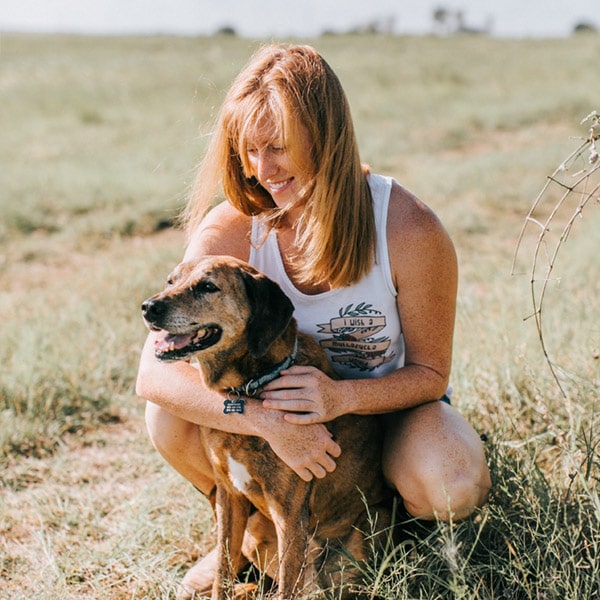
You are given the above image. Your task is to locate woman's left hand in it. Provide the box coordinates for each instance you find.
[260,365,346,424]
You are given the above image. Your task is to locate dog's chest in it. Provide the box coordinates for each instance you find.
[226,454,253,493]
[203,429,278,498]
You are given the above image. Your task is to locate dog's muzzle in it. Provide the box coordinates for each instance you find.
[141,297,222,361]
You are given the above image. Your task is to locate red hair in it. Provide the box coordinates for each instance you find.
[183,44,375,288]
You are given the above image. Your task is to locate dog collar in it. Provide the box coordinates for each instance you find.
[223,337,298,414]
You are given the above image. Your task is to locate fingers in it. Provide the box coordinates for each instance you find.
[277,365,316,377]
[297,468,314,482]
[261,388,325,420]
[283,411,320,425]
[263,397,318,414]
[325,437,342,459]
[261,396,341,482]
[261,381,309,399]
[281,426,341,481]
[261,369,325,416]
[295,450,338,481]
[261,366,318,393]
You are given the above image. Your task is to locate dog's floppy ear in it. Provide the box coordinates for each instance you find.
[241,269,295,358]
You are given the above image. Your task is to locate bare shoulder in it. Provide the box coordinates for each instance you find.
[184,201,252,261]
[387,181,444,235]
[387,181,457,282]
[388,181,455,250]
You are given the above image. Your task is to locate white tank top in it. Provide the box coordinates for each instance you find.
[249,173,405,380]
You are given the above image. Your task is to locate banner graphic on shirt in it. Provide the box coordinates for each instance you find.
[317,302,394,372]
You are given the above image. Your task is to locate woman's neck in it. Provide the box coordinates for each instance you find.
[275,227,331,295]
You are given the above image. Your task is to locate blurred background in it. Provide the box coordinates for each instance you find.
[1,0,598,39]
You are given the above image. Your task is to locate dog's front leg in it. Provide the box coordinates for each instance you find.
[213,485,251,600]
[270,489,311,600]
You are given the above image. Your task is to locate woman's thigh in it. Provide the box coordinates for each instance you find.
[145,401,215,494]
[382,400,491,521]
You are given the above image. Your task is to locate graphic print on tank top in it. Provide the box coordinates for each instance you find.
[317,302,395,372]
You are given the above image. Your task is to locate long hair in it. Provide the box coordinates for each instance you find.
[182,44,375,289]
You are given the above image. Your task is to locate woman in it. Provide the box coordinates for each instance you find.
[136,43,491,596]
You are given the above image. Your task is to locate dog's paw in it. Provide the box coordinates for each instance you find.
[233,582,260,599]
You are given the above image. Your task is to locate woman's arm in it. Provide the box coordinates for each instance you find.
[344,182,457,412]
[261,182,458,422]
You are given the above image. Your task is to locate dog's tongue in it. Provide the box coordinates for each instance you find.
[155,332,194,353]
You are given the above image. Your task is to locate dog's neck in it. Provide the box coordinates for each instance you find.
[227,336,298,398]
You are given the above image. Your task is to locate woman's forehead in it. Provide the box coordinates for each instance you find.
[243,117,283,146]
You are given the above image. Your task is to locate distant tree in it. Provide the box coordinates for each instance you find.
[345,16,395,35]
[573,22,598,34]
[432,7,491,36]
[433,6,452,35]
[216,25,237,36]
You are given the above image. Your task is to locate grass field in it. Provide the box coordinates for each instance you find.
[1,32,599,599]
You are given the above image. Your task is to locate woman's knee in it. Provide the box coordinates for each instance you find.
[145,403,198,459]
[403,461,490,521]
[144,402,215,493]
[383,401,491,521]
[145,401,184,455]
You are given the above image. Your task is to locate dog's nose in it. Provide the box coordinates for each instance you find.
[141,298,166,321]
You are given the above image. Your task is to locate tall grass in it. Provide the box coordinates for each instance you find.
[0,32,598,599]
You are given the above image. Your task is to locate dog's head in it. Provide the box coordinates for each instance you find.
[141,256,295,363]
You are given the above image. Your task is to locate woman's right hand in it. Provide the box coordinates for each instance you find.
[260,411,341,481]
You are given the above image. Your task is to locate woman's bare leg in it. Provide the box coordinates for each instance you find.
[382,400,491,521]
[145,401,215,494]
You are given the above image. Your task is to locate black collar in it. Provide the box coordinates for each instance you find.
[228,337,298,398]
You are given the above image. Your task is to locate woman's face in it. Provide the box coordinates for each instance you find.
[245,119,313,211]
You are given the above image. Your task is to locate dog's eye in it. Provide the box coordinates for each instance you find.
[192,281,219,298]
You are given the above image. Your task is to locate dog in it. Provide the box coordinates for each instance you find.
[141,255,391,599]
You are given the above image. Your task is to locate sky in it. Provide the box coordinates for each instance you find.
[0,0,597,39]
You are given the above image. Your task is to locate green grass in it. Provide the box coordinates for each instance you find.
[0,32,598,599]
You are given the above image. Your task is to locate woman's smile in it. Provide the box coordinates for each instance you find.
[248,146,302,206]
[265,177,294,194]
[245,121,312,209]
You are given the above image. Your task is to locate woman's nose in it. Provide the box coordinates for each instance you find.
[255,151,278,181]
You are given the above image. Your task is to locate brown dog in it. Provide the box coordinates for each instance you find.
[142,256,391,599]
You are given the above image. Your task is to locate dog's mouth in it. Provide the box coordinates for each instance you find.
[152,325,222,361]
